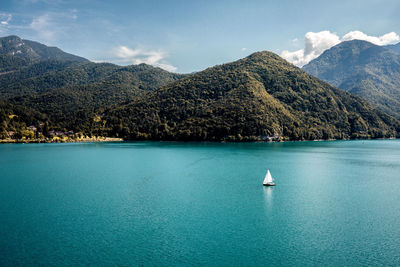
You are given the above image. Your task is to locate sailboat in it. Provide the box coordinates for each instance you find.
[263,170,275,186]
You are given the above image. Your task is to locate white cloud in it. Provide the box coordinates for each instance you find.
[22,0,64,4]
[281,30,400,67]
[241,47,247,51]
[29,14,56,41]
[342,31,399,45]
[26,11,79,42]
[71,9,78,20]
[0,13,12,33]
[0,13,11,25]
[112,46,177,72]
[0,10,79,44]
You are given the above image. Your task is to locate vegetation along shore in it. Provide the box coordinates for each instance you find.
[1,36,399,142]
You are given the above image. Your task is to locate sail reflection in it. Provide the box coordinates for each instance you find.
[263,186,274,210]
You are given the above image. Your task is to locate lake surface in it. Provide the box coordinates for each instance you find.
[1,140,400,265]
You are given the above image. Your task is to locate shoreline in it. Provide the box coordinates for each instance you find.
[0,137,124,144]
[1,137,397,144]
[121,137,398,144]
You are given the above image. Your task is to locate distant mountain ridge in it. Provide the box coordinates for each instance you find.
[1,36,399,141]
[303,40,400,119]
[0,35,88,65]
[387,43,400,54]
[0,35,185,136]
[101,51,399,141]
[6,63,185,127]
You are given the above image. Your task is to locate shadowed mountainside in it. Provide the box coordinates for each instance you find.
[303,40,400,119]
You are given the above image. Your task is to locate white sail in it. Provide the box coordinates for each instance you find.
[263,170,274,184]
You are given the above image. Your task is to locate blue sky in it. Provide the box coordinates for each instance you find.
[1,0,399,72]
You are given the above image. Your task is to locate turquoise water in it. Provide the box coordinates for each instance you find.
[1,140,400,266]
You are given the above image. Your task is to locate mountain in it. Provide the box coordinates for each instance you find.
[0,35,91,97]
[0,36,184,100]
[6,63,185,130]
[0,60,184,99]
[100,51,399,141]
[387,43,400,54]
[0,36,185,135]
[0,35,87,66]
[303,40,400,119]
[1,36,399,141]
[0,60,93,98]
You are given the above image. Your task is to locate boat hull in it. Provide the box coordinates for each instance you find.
[263,183,275,186]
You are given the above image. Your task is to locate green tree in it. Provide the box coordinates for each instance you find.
[43,122,49,137]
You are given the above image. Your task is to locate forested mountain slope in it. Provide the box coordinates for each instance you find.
[101,51,399,141]
[303,40,400,119]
